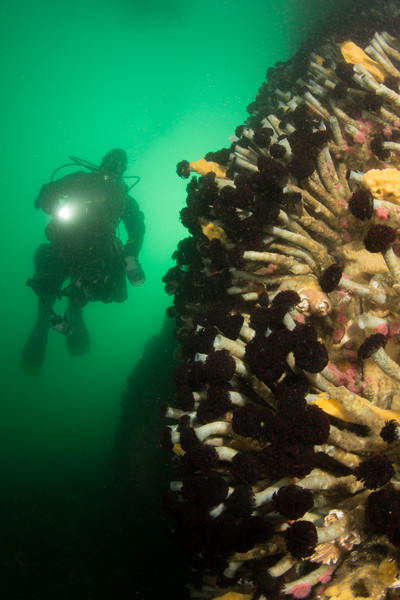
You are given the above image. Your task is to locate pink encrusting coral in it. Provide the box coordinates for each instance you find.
[161,5,400,600]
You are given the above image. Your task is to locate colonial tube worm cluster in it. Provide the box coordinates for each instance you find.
[161,7,400,600]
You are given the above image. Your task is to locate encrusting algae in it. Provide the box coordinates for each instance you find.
[160,2,400,599]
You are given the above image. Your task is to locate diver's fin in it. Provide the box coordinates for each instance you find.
[65,307,90,356]
[20,319,51,376]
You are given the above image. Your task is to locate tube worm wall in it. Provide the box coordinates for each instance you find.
[161,4,400,599]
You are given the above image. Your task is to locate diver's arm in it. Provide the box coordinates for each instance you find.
[34,181,60,214]
[122,195,146,285]
[34,172,84,215]
[122,196,145,258]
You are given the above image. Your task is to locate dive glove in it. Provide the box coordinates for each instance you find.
[125,256,146,286]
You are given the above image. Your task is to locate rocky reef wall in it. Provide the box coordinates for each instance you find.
[160,2,400,599]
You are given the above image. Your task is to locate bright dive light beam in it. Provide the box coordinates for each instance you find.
[57,203,74,221]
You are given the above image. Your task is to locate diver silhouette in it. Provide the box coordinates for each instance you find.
[21,149,145,375]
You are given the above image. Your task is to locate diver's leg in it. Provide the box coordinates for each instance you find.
[20,294,57,375]
[20,244,66,375]
[65,298,90,356]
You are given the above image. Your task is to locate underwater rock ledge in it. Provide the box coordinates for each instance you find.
[161,3,400,599]
[114,317,191,598]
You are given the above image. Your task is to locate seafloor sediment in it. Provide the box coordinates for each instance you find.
[161,3,400,599]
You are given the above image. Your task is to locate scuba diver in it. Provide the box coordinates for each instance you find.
[21,148,146,375]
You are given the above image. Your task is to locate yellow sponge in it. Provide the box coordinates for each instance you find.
[362,168,400,204]
[340,40,386,82]
[189,158,228,179]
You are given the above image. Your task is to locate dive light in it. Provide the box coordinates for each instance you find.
[55,196,90,222]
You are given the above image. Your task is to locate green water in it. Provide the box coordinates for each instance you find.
[0,0,340,597]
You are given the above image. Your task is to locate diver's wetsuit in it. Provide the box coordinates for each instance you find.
[33,169,145,304]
